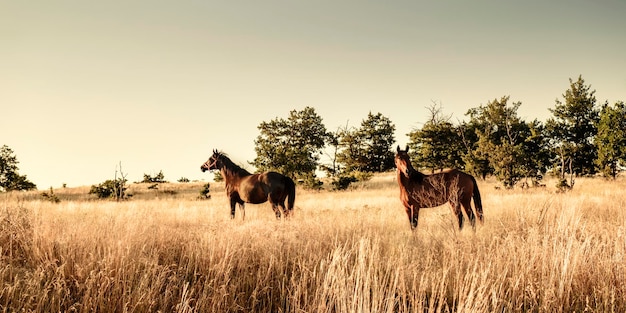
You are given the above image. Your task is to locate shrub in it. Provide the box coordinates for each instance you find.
[199,183,211,199]
[300,174,323,190]
[330,171,372,191]
[41,187,60,203]
[141,171,167,183]
[90,179,127,199]
[331,175,358,190]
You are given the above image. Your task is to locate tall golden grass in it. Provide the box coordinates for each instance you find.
[1,175,625,312]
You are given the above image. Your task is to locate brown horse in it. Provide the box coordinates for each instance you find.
[394,145,483,230]
[201,150,296,219]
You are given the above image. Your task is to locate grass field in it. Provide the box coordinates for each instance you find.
[1,174,625,312]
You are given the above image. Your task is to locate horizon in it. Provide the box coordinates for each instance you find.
[2,1,625,188]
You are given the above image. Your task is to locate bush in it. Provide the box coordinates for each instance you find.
[300,174,323,190]
[41,187,60,203]
[330,171,372,191]
[90,179,127,199]
[141,171,167,183]
[199,183,211,199]
[331,175,358,190]
[355,171,373,181]
[556,178,574,193]
[178,177,190,183]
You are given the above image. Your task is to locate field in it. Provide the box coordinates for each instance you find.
[1,174,625,312]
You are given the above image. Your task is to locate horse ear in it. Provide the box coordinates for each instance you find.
[405,145,409,152]
[213,149,218,154]
[396,145,401,153]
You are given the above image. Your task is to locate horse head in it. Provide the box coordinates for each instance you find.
[395,145,411,177]
[201,149,223,172]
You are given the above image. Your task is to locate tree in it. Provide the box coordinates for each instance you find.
[408,103,464,172]
[0,145,36,192]
[336,126,366,173]
[336,112,396,173]
[459,121,491,179]
[464,96,546,188]
[321,124,348,177]
[358,112,396,172]
[251,106,329,181]
[546,76,600,179]
[90,162,128,200]
[518,120,552,185]
[595,101,626,179]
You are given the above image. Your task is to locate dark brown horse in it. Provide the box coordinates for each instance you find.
[201,150,296,219]
[394,145,483,230]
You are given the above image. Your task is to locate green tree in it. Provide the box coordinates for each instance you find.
[408,104,464,172]
[459,121,491,179]
[595,101,626,179]
[336,126,366,173]
[336,112,396,173]
[546,76,600,178]
[518,120,552,185]
[464,96,544,188]
[0,145,36,192]
[359,112,396,172]
[251,106,329,180]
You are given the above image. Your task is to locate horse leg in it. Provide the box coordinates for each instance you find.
[270,192,289,219]
[229,198,237,219]
[278,192,290,218]
[240,203,246,221]
[406,205,419,230]
[279,201,289,218]
[462,196,476,229]
[270,201,282,220]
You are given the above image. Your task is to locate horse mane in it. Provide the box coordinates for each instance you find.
[399,158,425,183]
[407,167,426,183]
[216,151,252,177]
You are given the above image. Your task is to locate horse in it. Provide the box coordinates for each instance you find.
[201,150,296,219]
[394,145,483,230]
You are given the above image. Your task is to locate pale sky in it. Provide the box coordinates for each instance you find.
[2,1,625,188]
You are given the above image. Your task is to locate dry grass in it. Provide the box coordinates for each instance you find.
[1,174,625,312]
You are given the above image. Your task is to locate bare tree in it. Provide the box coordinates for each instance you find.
[114,162,128,201]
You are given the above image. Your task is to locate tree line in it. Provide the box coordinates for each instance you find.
[251,76,625,190]
[1,76,624,192]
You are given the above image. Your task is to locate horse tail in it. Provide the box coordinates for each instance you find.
[286,176,296,211]
[471,175,484,222]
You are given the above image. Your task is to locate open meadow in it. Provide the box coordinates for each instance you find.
[1,174,625,312]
